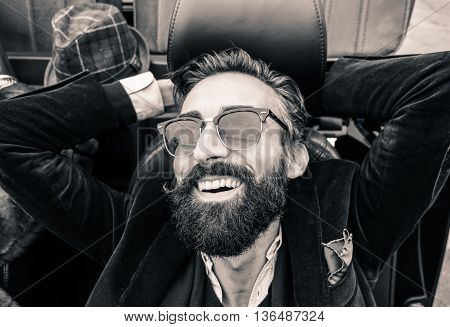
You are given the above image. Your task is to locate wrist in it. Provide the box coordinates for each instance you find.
[119,72,164,121]
[0,75,18,91]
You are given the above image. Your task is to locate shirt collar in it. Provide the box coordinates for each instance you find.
[200,224,283,306]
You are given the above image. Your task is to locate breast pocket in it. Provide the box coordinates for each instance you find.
[329,262,365,306]
[322,229,365,306]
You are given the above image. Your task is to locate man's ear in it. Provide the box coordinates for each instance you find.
[286,143,309,179]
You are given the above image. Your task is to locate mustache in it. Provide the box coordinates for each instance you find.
[184,162,255,185]
[164,162,255,193]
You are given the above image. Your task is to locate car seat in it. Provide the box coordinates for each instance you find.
[133,0,339,186]
[135,0,448,307]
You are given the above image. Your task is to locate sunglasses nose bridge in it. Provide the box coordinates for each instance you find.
[193,124,230,163]
[196,118,222,146]
[199,117,215,131]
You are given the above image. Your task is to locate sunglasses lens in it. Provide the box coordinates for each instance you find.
[218,111,262,150]
[164,120,200,156]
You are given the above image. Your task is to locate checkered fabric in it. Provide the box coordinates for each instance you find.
[51,3,139,82]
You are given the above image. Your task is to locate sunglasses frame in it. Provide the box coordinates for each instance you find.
[157,107,289,157]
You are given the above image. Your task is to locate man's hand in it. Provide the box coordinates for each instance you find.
[119,72,165,121]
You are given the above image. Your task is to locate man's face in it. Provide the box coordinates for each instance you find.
[166,72,291,257]
[174,72,286,184]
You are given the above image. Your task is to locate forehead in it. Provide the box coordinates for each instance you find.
[180,72,282,118]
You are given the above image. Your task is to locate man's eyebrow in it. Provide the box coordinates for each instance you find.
[178,106,256,119]
[220,105,256,114]
[178,110,202,119]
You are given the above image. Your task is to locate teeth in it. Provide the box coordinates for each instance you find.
[212,180,220,189]
[197,177,242,191]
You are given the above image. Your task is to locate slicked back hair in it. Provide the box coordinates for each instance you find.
[170,48,307,149]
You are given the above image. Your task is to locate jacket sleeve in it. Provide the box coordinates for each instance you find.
[323,52,450,280]
[0,73,136,264]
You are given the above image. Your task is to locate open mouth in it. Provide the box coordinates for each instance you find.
[197,177,241,192]
[195,176,243,200]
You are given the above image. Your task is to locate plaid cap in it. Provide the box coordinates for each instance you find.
[44,3,149,85]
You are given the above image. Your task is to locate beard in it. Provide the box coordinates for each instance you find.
[164,160,288,257]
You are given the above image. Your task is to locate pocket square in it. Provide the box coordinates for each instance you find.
[322,229,353,286]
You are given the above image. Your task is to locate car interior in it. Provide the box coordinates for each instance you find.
[0,0,448,306]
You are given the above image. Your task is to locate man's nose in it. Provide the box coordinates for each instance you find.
[192,123,230,164]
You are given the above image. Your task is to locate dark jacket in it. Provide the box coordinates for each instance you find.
[0,52,448,306]
[0,81,102,307]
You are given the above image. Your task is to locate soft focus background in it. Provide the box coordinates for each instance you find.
[397,0,450,54]
[397,0,450,307]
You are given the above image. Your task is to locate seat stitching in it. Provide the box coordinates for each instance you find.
[312,0,326,79]
[394,0,411,54]
[353,0,364,55]
[361,0,370,53]
[167,0,183,72]
[327,0,333,33]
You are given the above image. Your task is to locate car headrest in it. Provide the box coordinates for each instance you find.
[167,0,327,100]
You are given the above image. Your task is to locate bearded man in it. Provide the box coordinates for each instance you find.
[0,49,448,306]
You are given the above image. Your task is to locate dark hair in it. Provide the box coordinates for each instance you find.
[170,48,307,148]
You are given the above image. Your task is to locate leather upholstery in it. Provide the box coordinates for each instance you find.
[166,0,327,99]
[322,0,415,57]
[149,0,337,163]
[134,0,414,58]
[304,129,340,160]
[134,0,177,54]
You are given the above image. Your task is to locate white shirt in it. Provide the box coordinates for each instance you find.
[200,225,283,307]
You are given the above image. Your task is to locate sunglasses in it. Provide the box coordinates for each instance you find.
[157,107,289,157]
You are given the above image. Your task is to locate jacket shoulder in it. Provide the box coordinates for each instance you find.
[308,159,360,183]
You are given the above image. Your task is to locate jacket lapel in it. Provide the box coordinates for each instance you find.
[87,175,191,307]
[118,221,192,306]
[93,169,332,306]
[283,174,331,306]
